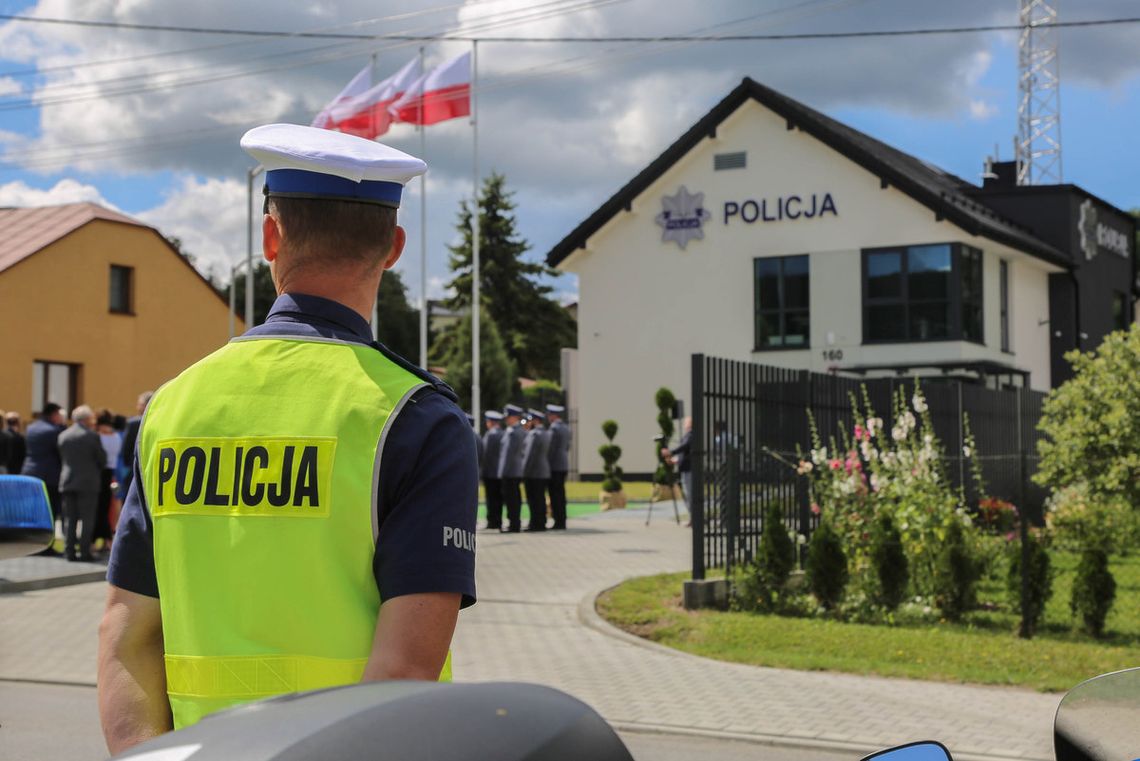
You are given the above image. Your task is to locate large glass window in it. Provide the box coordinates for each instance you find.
[32,361,79,414]
[862,243,983,344]
[754,255,809,350]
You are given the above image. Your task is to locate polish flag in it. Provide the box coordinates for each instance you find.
[311,63,372,129]
[328,57,421,139]
[389,51,471,126]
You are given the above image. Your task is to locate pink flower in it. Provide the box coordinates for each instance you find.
[829,459,842,471]
[811,503,821,515]
[854,424,865,440]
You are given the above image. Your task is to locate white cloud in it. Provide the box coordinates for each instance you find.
[134,175,249,282]
[0,177,118,207]
[0,77,22,97]
[969,99,998,120]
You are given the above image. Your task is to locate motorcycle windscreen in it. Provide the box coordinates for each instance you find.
[1055,667,1140,761]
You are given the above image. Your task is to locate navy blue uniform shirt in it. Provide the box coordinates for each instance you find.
[108,293,477,608]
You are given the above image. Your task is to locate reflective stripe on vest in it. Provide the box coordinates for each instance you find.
[140,336,450,730]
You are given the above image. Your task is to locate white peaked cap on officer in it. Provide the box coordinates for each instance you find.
[241,123,426,209]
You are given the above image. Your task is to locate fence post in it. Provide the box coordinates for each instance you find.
[1017,387,1032,639]
[798,369,812,566]
[691,353,705,581]
[957,381,966,496]
[725,440,740,579]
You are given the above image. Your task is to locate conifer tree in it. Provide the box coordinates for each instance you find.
[438,172,576,381]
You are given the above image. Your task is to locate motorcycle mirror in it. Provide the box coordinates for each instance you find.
[0,476,55,560]
[860,741,954,761]
[112,681,634,761]
[1055,667,1140,761]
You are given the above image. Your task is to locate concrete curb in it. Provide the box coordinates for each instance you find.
[0,569,106,594]
[578,582,1052,761]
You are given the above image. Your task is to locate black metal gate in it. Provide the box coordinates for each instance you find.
[690,354,1047,580]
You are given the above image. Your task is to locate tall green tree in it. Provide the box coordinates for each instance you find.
[375,268,420,360]
[436,313,515,413]
[438,172,576,380]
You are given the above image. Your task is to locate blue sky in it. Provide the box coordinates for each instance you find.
[1,0,1137,303]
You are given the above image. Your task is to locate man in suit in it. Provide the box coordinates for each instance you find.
[118,391,152,500]
[22,402,66,554]
[496,405,526,533]
[4,411,27,475]
[545,404,571,530]
[58,405,106,562]
[481,411,505,531]
[521,409,551,532]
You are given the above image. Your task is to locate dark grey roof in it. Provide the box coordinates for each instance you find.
[546,77,1070,269]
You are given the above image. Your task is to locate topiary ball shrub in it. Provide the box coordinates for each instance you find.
[1006,530,1054,637]
[599,419,623,495]
[869,513,909,611]
[807,518,848,610]
[932,519,981,621]
[1071,547,1116,638]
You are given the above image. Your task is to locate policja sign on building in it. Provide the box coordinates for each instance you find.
[547,77,1136,479]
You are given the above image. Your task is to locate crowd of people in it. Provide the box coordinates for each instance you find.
[479,403,571,533]
[0,392,151,561]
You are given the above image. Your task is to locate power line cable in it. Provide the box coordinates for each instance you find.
[0,0,624,111]
[1,11,1137,40]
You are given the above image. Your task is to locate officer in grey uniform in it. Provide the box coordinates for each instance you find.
[545,404,571,530]
[521,409,551,532]
[497,404,526,533]
[481,410,505,531]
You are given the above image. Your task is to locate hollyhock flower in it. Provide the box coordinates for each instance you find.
[830,459,842,470]
[962,445,972,457]
[811,503,821,515]
[796,460,814,475]
[912,394,928,413]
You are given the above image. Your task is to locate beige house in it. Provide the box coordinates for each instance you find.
[0,202,242,418]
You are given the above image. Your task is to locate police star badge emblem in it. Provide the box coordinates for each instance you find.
[656,185,711,249]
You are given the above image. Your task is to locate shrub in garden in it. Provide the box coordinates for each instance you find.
[1047,485,1139,555]
[599,420,623,493]
[734,502,798,612]
[1006,530,1054,637]
[869,513,909,611]
[932,519,981,621]
[807,518,848,610]
[1071,548,1116,638]
[653,387,677,486]
[977,498,1019,535]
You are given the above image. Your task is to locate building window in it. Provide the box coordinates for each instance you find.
[32,360,79,415]
[754,255,809,350]
[862,243,983,344]
[1113,292,1130,331]
[1000,260,1011,352]
[110,264,133,314]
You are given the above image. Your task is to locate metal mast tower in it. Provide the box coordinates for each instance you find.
[1016,0,1062,185]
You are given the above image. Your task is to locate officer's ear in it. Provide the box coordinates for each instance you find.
[382,226,406,271]
[262,214,283,263]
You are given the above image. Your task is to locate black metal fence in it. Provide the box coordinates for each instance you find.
[690,354,1048,579]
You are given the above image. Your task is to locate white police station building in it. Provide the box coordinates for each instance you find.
[547,78,1137,479]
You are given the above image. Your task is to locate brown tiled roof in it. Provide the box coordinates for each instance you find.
[0,202,145,275]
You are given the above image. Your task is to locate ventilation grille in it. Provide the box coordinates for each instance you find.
[714,151,746,171]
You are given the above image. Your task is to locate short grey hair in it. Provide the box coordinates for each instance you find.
[71,405,95,423]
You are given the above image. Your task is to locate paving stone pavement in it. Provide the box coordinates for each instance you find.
[0,509,1060,760]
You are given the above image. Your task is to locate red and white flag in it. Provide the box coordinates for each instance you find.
[389,51,471,126]
[311,63,372,129]
[328,57,421,139]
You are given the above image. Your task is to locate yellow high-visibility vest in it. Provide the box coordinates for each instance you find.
[139,335,452,729]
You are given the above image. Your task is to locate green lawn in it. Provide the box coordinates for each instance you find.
[597,552,1140,692]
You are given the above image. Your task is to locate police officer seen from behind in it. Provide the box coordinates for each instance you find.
[545,404,571,530]
[497,404,526,533]
[98,124,477,754]
[481,410,505,530]
[522,409,551,531]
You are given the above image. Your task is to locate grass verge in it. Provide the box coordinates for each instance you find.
[596,552,1140,692]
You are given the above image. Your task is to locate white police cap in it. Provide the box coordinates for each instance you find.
[241,123,426,209]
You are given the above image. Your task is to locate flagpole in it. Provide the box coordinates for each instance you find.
[418,45,428,370]
[369,52,379,340]
[471,40,481,427]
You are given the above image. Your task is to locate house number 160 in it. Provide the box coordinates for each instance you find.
[821,349,844,362]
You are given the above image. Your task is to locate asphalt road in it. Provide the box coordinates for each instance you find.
[0,680,859,761]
